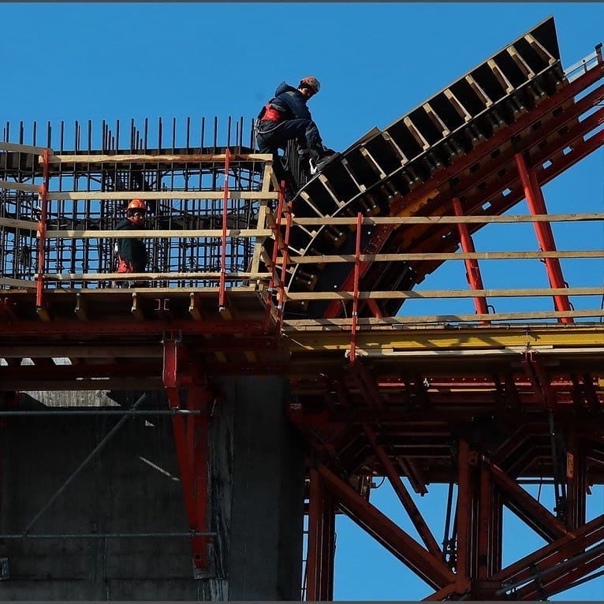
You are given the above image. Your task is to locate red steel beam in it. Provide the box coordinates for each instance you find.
[0,318,266,336]
[514,152,572,323]
[452,197,490,321]
[490,513,604,586]
[364,424,442,557]
[488,461,568,541]
[422,582,460,601]
[317,462,456,590]
[518,549,604,600]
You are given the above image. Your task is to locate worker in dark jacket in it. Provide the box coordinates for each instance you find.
[115,199,148,283]
[256,76,331,162]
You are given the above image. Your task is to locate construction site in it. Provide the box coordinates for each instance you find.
[0,15,603,602]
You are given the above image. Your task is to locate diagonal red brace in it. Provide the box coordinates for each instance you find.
[514,152,573,324]
[452,197,490,321]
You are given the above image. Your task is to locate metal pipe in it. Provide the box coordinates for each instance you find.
[441,480,455,563]
[0,531,217,540]
[553,567,604,594]
[22,392,149,535]
[496,542,604,596]
[0,408,203,417]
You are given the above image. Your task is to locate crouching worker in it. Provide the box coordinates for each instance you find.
[256,76,334,170]
[115,199,148,287]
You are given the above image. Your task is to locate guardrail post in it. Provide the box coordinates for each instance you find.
[35,149,50,315]
[349,212,363,363]
[276,196,293,336]
[219,148,231,312]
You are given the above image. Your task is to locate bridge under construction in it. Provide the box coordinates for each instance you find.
[0,16,603,601]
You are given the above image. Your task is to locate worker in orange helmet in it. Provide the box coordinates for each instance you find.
[115,199,149,285]
[256,76,333,165]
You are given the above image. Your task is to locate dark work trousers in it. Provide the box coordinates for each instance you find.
[256,119,322,154]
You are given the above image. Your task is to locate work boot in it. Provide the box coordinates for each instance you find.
[314,151,339,172]
[307,147,322,162]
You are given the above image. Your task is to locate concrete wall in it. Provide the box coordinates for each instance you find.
[0,378,305,601]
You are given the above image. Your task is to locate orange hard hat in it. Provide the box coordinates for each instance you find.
[127,199,147,213]
[300,76,321,94]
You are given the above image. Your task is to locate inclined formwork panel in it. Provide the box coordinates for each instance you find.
[285,17,603,319]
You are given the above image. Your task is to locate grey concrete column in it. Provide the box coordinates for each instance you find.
[219,376,305,601]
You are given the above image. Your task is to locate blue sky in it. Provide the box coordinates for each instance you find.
[3,2,603,600]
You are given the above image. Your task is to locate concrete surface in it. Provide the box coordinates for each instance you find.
[0,377,304,601]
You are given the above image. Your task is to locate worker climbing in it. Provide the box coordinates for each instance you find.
[115,198,149,287]
[256,76,336,175]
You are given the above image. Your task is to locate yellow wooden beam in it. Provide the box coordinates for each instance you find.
[282,324,604,353]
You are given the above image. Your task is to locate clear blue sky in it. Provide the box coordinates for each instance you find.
[3,2,603,600]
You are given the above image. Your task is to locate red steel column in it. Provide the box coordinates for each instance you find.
[566,433,586,531]
[163,339,213,572]
[456,440,472,589]
[185,384,212,571]
[514,153,573,324]
[306,466,335,601]
[477,462,503,581]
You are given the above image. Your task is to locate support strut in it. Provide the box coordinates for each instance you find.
[514,152,573,324]
[452,197,490,321]
[306,466,336,601]
[163,337,214,577]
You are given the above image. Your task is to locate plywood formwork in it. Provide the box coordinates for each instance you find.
[0,16,602,602]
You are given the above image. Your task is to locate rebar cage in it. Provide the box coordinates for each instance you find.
[0,117,279,290]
